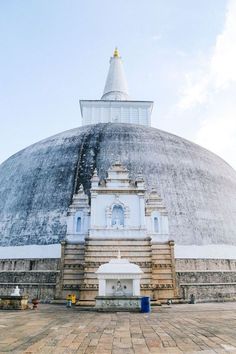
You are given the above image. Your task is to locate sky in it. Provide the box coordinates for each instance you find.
[0,0,236,169]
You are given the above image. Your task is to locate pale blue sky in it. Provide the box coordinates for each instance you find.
[2,0,236,169]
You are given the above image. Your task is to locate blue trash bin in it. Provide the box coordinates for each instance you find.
[141,296,151,313]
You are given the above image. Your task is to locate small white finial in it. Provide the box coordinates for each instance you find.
[79,185,84,192]
[91,168,99,182]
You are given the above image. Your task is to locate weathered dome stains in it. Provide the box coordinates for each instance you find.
[0,123,236,247]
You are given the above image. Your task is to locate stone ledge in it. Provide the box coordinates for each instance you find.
[177,270,236,273]
[95,295,142,312]
[0,295,29,310]
[0,282,57,286]
[0,270,60,273]
[180,282,236,286]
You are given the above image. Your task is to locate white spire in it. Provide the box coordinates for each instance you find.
[101,48,130,101]
[80,48,153,126]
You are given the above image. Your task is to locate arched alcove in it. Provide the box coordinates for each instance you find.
[112,205,124,227]
[76,217,82,233]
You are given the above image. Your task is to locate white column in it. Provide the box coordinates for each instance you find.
[139,195,146,228]
[162,215,169,234]
[90,193,97,228]
[99,279,106,296]
[133,279,140,296]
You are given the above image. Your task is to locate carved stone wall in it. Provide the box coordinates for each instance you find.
[176,259,236,302]
[1,256,236,303]
[0,258,60,300]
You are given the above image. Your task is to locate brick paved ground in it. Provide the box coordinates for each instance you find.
[0,302,236,353]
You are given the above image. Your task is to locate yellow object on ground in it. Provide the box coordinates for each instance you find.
[66,294,76,304]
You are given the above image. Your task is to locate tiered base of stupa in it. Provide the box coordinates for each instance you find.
[58,238,180,305]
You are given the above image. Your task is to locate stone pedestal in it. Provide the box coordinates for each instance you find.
[0,296,29,310]
[95,296,142,312]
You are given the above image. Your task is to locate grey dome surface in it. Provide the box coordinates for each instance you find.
[0,123,236,247]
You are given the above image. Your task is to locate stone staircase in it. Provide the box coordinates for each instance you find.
[58,242,85,299]
[151,241,179,302]
[59,239,179,304]
[76,237,152,305]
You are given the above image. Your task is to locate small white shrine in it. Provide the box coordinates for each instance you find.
[96,252,143,297]
[95,253,143,311]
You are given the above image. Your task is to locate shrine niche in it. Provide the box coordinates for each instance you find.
[105,195,129,228]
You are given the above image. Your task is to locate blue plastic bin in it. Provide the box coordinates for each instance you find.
[141,296,151,313]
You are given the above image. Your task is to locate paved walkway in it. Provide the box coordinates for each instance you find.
[0,302,236,353]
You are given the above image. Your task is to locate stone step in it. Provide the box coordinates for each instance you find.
[63,262,84,267]
[85,252,152,257]
[85,248,150,254]
[63,269,84,275]
[152,248,171,253]
[152,249,172,255]
[87,239,150,243]
[84,258,152,264]
[64,249,85,255]
[62,279,84,285]
[151,244,172,249]
[64,255,85,260]
[152,255,172,261]
[63,274,84,280]
[86,245,151,250]
[152,274,173,281]
[85,248,149,253]
[152,260,172,265]
[156,279,174,285]
[64,244,85,250]
[86,239,150,245]
[63,260,85,265]
[83,272,152,280]
[84,266,151,273]
[152,268,172,274]
[85,253,151,258]
[76,300,95,307]
[81,278,152,285]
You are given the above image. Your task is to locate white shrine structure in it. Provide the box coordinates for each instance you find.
[96,254,143,297]
[95,253,143,311]
[60,162,178,305]
[80,48,153,126]
[66,162,169,244]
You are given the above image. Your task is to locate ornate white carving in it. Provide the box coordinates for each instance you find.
[105,195,130,228]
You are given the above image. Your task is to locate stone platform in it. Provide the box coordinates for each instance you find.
[95,296,142,312]
[0,295,28,310]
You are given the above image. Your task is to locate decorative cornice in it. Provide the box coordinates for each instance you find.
[79,284,98,290]
[152,263,172,269]
[64,264,84,270]
[64,283,99,290]
[83,261,152,268]
[140,283,174,290]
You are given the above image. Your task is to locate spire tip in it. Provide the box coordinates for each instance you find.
[113,47,120,58]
